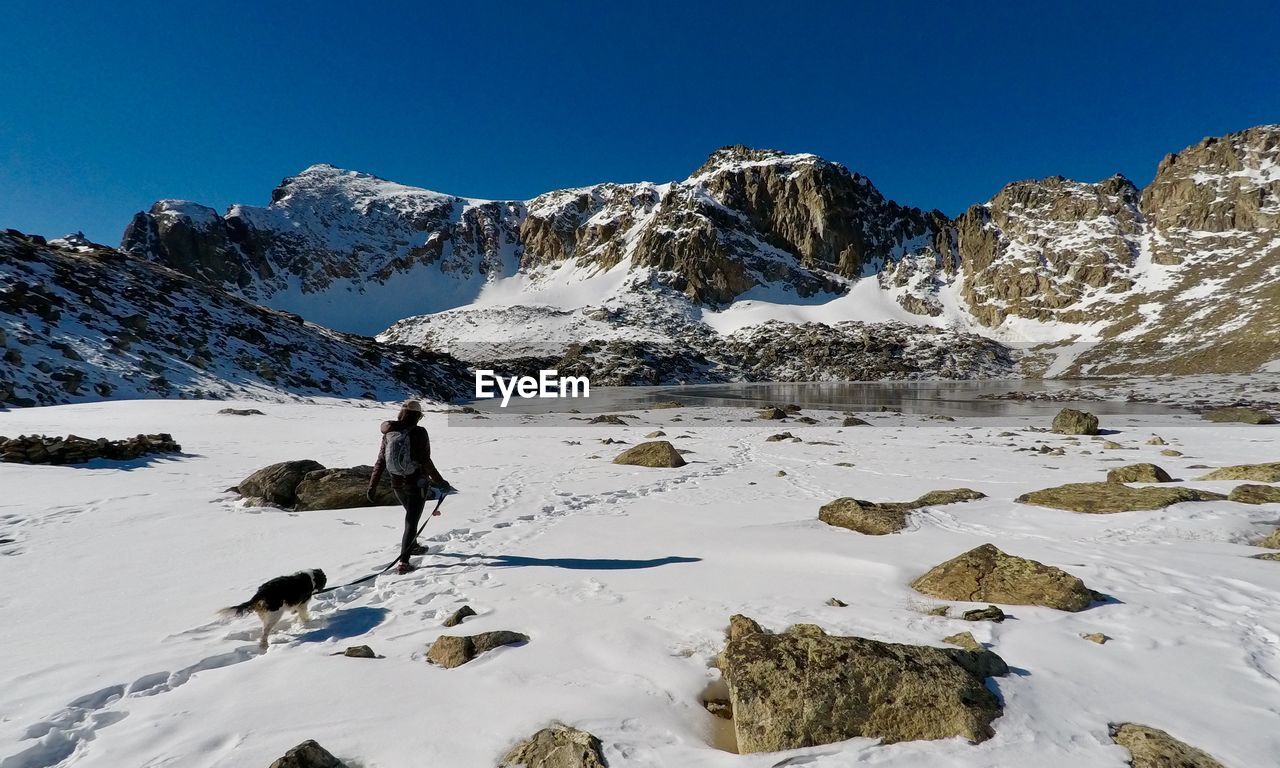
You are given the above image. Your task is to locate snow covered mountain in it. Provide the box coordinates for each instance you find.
[0,230,470,407]
[108,124,1280,381]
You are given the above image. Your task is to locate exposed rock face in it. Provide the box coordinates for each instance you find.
[954,175,1142,327]
[0,433,180,465]
[611,440,686,468]
[911,543,1096,611]
[499,723,607,768]
[1052,408,1100,435]
[426,631,528,668]
[1016,482,1225,513]
[724,321,1014,381]
[1106,463,1174,483]
[237,460,326,507]
[294,466,397,511]
[0,231,470,408]
[1109,723,1227,768]
[1198,462,1280,482]
[1202,407,1276,424]
[1229,484,1280,504]
[718,618,1006,752]
[268,740,347,768]
[818,489,986,535]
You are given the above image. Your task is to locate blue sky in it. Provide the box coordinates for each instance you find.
[2,1,1278,244]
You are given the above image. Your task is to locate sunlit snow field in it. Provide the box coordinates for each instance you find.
[1,399,1278,767]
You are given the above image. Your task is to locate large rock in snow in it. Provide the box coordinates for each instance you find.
[1229,484,1280,504]
[1051,408,1100,435]
[1106,463,1174,483]
[1016,482,1225,513]
[1198,462,1280,481]
[1109,723,1227,768]
[818,488,985,535]
[268,740,347,768]
[426,631,528,668]
[718,617,1007,752]
[499,723,607,768]
[238,460,325,507]
[911,543,1097,612]
[294,466,397,511]
[612,440,686,468]
[1201,407,1276,424]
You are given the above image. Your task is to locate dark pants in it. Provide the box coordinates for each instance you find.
[393,485,427,564]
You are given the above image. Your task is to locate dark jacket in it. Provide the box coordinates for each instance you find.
[370,419,431,492]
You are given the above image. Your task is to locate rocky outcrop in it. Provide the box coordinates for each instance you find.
[611,441,686,468]
[1016,482,1225,513]
[717,617,1007,752]
[1109,723,1227,768]
[911,543,1097,611]
[1052,408,1100,435]
[0,433,180,465]
[818,488,985,535]
[955,175,1142,327]
[426,631,528,668]
[268,740,348,768]
[1106,463,1174,483]
[1198,463,1280,481]
[499,724,607,768]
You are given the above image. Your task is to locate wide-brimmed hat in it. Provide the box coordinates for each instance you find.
[401,399,424,413]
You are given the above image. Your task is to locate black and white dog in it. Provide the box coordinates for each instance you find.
[219,569,326,649]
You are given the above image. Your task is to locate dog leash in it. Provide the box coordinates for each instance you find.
[313,492,447,596]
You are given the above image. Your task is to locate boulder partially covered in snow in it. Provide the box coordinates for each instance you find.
[1106,463,1173,483]
[1198,462,1280,481]
[1051,408,1099,435]
[911,543,1096,612]
[718,618,1006,752]
[612,440,686,468]
[237,460,325,507]
[1016,482,1225,513]
[819,488,985,535]
[1109,723,1227,768]
[294,466,396,511]
[1201,407,1276,424]
[426,631,528,668]
[499,723,607,768]
[1230,484,1280,504]
[268,740,347,768]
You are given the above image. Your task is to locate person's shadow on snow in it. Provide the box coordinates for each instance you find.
[430,553,701,570]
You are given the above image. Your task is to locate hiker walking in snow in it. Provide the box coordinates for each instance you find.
[368,400,453,574]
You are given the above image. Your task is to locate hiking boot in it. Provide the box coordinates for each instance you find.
[396,561,417,575]
[409,542,428,556]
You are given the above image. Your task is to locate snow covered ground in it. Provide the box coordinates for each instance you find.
[1,400,1278,767]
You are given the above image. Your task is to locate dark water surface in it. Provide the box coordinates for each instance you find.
[463,379,1192,421]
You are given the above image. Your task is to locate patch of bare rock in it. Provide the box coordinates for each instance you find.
[819,489,986,535]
